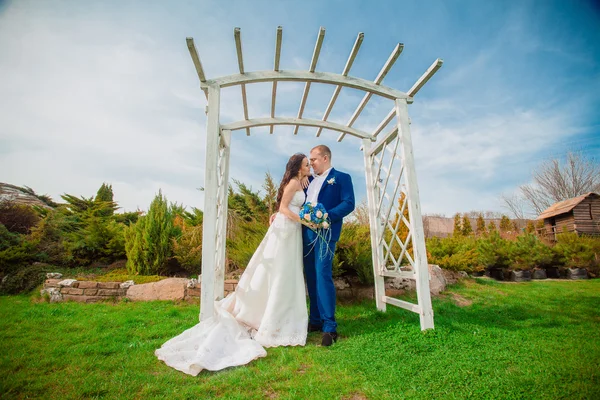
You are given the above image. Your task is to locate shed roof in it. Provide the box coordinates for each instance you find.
[536,192,599,220]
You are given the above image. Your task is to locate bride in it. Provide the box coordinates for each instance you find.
[155,153,311,376]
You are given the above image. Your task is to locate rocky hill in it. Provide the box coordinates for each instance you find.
[0,183,54,209]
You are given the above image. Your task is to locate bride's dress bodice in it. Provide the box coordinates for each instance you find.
[288,191,305,214]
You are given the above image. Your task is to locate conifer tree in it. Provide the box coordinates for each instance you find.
[512,220,519,233]
[95,183,114,203]
[262,172,278,217]
[475,214,487,236]
[487,220,498,233]
[453,213,462,236]
[124,190,174,275]
[461,214,473,236]
[525,220,536,234]
[94,183,115,217]
[499,215,512,233]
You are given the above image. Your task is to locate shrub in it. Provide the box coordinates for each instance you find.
[64,216,125,266]
[477,231,513,269]
[335,223,374,284]
[0,223,21,251]
[554,233,599,271]
[172,217,202,275]
[0,229,43,294]
[427,236,482,273]
[510,233,555,271]
[0,262,48,294]
[28,209,69,265]
[226,220,268,271]
[0,200,41,234]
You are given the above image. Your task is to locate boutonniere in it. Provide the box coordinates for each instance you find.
[327,177,336,185]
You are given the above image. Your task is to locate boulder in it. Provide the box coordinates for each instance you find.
[532,269,547,280]
[46,272,63,279]
[40,287,63,303]
[126,278,188,301]
[567,268,588,280]
[58,279,77,287]
[385,264,448,295]
[510,270,532,282]
[120,280,135,289]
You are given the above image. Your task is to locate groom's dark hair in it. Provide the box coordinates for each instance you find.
[312,145,332,160]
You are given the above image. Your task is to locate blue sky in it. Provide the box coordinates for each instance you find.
[1,0,599,216]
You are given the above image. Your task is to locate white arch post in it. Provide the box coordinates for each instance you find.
[187,27,442,330]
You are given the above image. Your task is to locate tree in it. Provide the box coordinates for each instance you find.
[487,220,497,234]
[350,200,370,226]
[94,183,115,217]
[228,180,269,222]
[124,190,174,275]
[499,215,512,233]
[95,183,114,203]
[453,213,462,237]
[461,214,473,236]
[475,214,487,236]
[262,172,278,217]
[525,220,536,234]
[503,152,600,217]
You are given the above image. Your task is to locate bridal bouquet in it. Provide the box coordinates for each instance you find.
[299,202,333,259]
[299,202,330,230]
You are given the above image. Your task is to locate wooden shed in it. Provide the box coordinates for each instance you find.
[536,192,600,238]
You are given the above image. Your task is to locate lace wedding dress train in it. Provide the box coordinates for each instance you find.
[155,191,308,376]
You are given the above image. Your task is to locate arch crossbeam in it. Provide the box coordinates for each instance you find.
[204,70,411,101]
[221,117,375,141]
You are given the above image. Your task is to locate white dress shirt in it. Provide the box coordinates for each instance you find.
[306,167,332,204]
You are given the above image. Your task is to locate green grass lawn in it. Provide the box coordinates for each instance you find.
[1,279,599,399]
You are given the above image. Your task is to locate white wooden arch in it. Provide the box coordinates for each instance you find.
[188,27,443,330]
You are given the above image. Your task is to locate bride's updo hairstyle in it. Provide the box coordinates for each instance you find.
[275,153,307,212]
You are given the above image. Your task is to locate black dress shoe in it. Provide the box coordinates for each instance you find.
[308,323,322,333]
[321,332,338,346]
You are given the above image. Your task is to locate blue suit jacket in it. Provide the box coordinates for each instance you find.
[304,168,355,242]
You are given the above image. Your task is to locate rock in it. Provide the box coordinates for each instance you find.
[44,279,62,288]
[46,272,63,279]
[532,269,547,280]
[58,279,77,287]
[429,265,447,295]
[187,278,198,288]
[386,276,412,290]
[458,271,469,278]
[511,270,532,282]
[78,281,98,289]
[126,278,188,301]
[567,268,588,280]
[40,287,63,302]
[334,278,350,290]
[385,264,448,295]
[120,280,135,289]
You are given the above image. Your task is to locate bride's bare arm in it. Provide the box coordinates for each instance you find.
[278,180,302,222]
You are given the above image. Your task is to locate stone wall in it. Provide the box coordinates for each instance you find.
[41,265,455,304]
[41,277,239,303]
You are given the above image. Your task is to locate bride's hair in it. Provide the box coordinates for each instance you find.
[275,153,307,212]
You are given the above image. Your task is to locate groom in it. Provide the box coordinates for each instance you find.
[303,145,355,346]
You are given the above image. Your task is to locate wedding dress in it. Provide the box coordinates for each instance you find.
[155,191,308,376]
